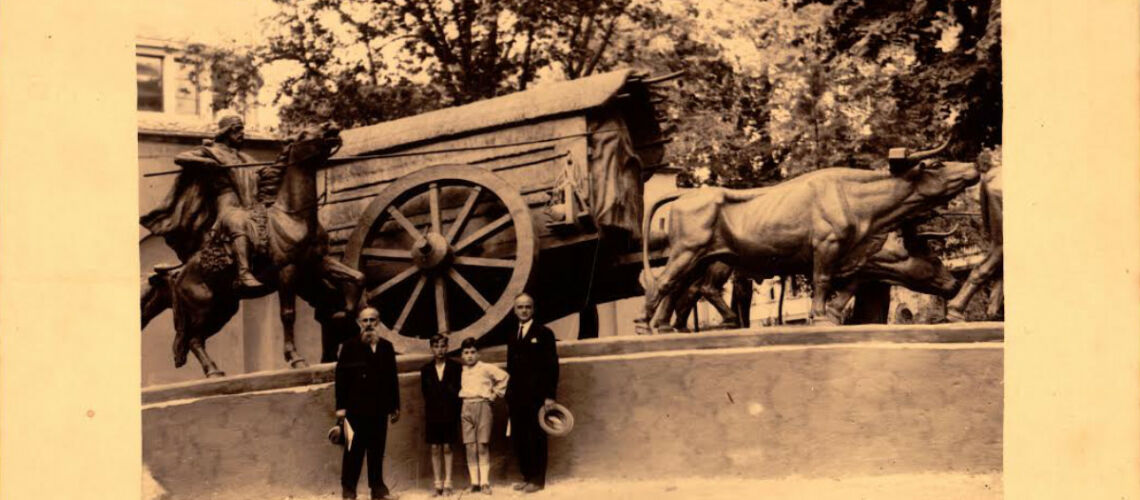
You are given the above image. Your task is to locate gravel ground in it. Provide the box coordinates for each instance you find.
[284,473,1001,500]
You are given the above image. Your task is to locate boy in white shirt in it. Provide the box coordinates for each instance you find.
[458,337,509,494]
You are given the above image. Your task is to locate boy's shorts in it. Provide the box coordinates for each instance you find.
[461,399,493,444]
[425,419,458,445]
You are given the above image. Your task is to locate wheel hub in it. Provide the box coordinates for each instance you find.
[412,232,451,270]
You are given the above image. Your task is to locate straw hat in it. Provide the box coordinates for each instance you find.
[537,403,575,437]
[328,424,345,445]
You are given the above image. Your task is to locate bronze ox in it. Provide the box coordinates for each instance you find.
[946,165,1003,321]
[653,227,961,331]
[638,143,980,331]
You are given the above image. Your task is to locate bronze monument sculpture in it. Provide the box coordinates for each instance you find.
[141,122,359,376]
[652,227,961,331]
[638,142,980,332]
[946,165,1003,321]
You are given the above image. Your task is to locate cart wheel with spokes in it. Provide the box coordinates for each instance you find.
[344,165,537,351]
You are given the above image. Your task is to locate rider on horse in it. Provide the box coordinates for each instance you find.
[141,114,265,291]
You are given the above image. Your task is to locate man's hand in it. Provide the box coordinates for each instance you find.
[543,398,556,410]
[389,410,400,424]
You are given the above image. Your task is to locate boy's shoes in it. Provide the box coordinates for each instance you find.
[469,485,481,494]
[442,487,454,496]
[512,483,528,491]
[522,483,544,493]
[480,484,492,495]
[432,488,443,497]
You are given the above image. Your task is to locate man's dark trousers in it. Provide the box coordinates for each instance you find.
[506,322,559,487]
[336,336,400,499]
[341,415,389,499]
[509,400,548,486]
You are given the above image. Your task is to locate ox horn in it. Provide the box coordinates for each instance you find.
[906,138,951,162]
[915,223,960,238]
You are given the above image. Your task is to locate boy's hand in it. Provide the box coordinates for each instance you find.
[543,398,556,410]
[389,410,400,424]
[335,409,346,420]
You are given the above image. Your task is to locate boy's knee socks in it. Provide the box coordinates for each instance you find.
[478,454,490,485]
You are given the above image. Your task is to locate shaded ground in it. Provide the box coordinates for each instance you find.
[286,473,1001,500]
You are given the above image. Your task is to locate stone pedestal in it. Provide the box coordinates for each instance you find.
[242,296,285,373]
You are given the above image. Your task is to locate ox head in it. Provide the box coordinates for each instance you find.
[860,230,959,298]
[889,140,980,204]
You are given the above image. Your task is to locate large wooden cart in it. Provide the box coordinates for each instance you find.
[320,69,678,349]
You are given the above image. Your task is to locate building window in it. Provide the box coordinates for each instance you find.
[137,55,164,112]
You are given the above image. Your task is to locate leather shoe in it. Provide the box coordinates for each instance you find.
[522,484,544,493]
[512,482,529,491]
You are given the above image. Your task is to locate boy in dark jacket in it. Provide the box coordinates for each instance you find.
[420,334,462,496]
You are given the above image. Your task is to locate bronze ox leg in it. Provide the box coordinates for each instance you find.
[642,250,701,333]
[278,264,309,368]
[946,246,1003,322]
[987,278,1004,319]
[701,282,738,328]
[730,275,753,328]
[188,337,225,377]
[811,237,842,325]
[824,280,859,325]
[670,285,699,333]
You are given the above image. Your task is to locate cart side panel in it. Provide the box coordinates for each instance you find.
[320,115,591,258]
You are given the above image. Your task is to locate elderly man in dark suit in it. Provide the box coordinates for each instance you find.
[506,293,560,493]
[335,307,400,500]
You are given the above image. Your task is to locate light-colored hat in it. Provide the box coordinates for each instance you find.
[537,403,575,437]
[328,424,345,445]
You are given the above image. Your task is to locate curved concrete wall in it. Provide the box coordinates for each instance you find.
[142,324,1002,499]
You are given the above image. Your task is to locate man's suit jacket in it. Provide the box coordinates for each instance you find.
[335,336,400,418]
[506,321,559,405]
[420,358,462,423]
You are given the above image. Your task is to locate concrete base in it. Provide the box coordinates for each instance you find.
[142,324,1002,499]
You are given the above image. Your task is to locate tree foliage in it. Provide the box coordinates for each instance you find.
[252,0,644,133]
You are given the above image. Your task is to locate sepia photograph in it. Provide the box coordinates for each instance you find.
[135,0,1003,498]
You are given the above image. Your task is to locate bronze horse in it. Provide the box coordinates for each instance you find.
[141,125,362,377]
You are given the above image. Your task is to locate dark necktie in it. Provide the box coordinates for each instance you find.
[518,324,525,342]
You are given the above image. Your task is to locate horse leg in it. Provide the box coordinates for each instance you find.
[321,256,364,319]
[141,275,171,329]
[947,247,1003,322]
[278,265,308,368]
[188,337,225,377]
